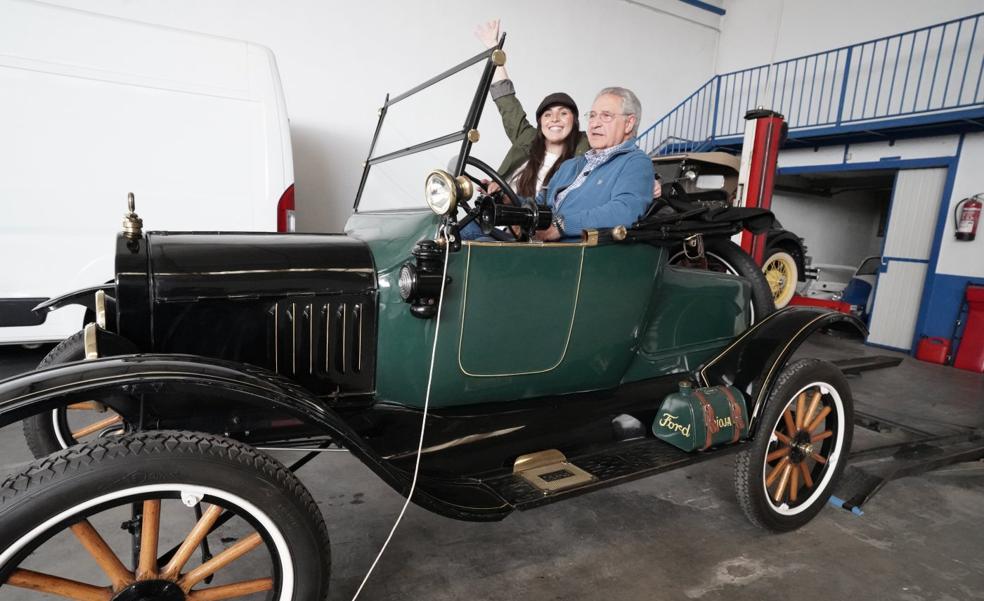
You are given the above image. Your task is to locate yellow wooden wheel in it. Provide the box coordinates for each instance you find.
[762,250,798,308]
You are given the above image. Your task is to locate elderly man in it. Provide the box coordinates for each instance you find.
[535,87,654,241]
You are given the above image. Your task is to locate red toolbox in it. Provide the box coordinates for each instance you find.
[954,285,984,373]
[915,336,951,365]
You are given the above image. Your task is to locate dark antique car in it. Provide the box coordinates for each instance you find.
[0,41,864,600]
[653,151,810,309]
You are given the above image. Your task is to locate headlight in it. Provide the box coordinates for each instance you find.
[425,170,457,216]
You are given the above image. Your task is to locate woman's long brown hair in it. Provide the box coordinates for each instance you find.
[514,114,580,197]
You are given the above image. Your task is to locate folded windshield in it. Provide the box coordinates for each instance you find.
[355,44,502,213]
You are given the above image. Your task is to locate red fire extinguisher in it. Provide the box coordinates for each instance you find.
[955,194,982,241]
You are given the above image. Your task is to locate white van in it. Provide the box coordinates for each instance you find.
[0,0,295,344]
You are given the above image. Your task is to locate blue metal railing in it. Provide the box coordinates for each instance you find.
[638,12,984,154]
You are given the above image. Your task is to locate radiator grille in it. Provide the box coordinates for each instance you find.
[270,294,374,393]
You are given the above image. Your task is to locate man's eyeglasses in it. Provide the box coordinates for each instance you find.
[583,111,632,123]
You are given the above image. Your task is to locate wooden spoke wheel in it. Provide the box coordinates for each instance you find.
[761,250,798,309]
[0,431,331,601]
[23,330,128,457]
[735,359,853,532]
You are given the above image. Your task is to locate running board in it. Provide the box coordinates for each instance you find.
[485,438,739,511]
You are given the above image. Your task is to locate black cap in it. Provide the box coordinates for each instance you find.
[535,92,578,122]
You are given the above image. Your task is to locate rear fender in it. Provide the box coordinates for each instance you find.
[696,307,867,436]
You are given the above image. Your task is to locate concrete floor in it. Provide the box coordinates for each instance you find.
[1,334,982,601]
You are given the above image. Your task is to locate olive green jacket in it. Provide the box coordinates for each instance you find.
[491,79,590,178]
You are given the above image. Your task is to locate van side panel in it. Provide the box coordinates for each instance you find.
[0,0,293,344]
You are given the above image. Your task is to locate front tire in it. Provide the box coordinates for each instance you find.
[22,330,127,457]
[734,359,853,532]
[0,430,331,600]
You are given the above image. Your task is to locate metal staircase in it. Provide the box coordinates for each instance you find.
[638,12,984,155]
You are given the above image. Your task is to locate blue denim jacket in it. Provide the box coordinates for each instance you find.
[537,140,654,240]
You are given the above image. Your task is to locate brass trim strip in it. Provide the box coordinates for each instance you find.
[356,304,363,373]
[324,303,331,373]
[153,267,374,276]
[383,426,524,460]
[341,303,348,374]
[457,244,585,377]
[462,240,587,248]
[308,303,314,375]
[83,323,98,360]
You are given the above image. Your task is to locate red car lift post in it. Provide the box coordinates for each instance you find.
[734,109,786,265]
[953,284,984,373]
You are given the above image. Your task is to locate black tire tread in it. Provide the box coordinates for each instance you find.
[705,239,776,320]
[22,330,88,457]
[734,358,851,532]
[1,430,331,600]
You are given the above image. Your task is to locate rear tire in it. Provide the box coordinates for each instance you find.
[734,359,853,532]
[0,430,331,600]
[669,239,776,323]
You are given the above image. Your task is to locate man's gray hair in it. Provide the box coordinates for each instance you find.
[597,86,642,135]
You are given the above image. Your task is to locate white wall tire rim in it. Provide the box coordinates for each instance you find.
[1,483,295,600]
[759,381,845,516]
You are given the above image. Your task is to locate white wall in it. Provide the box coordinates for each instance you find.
[938,132,984,278]
[41,0,721,232]
[717,0,984,73]
[772,189,884,267]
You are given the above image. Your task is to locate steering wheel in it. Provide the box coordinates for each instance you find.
[455,156,525,242]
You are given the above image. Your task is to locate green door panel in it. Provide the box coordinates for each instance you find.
[458,243,583,376]
[347,210,749,410]
[419,242,663,408]
[621,265,749,383]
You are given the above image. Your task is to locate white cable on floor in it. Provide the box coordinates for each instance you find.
[349,226,453,601]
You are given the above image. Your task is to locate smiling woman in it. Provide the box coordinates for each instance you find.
[474,20,590,198]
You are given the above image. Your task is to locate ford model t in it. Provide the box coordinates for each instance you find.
[0,41,863,600]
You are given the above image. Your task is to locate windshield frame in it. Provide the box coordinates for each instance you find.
[353,36,506,212]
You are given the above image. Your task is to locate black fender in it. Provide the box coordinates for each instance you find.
[0,353,511,522]
[32,284,114,316]
[0,352,353,439]
[696,306,867,436]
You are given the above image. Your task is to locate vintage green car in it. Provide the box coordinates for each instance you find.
[0,41,864,601]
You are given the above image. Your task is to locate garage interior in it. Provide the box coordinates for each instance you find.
[1,1,983,600]
[773,170,892,281]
